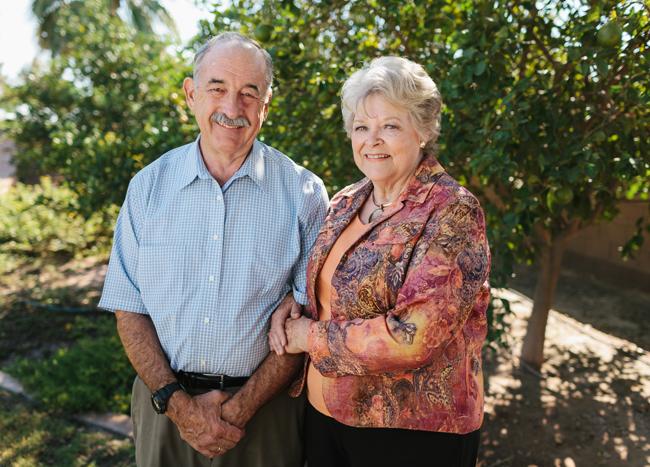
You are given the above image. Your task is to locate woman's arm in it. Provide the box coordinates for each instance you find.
[307,195,491,377]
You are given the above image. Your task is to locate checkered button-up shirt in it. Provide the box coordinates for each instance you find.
[98,137,328,376]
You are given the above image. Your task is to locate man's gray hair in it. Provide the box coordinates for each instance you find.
[341,56,443,154]
[193,32,274,95]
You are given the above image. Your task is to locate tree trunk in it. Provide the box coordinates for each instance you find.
[520,239,566,371]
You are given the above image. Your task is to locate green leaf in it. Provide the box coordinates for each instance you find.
[596,58,609,76]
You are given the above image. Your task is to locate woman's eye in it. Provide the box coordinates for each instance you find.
[354,125,367,132]
[385,124,399,130]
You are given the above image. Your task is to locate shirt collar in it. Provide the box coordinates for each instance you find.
[176,137,266,192]
[401,154,445,204]
[174,136,202,191]
[227,140,266,191]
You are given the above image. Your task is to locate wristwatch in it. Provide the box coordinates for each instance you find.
[151,381,185,414]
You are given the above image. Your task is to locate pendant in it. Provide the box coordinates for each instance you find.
[368,206,383,223]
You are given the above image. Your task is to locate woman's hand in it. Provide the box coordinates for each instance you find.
[285,316,313,354]
[268,294,302,355]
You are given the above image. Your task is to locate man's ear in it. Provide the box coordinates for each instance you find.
[262,90,272,121]
[183,77,196,110]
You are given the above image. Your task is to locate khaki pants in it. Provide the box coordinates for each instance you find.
[131,376,305,467]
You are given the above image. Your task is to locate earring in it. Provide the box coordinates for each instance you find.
[419,141,426,148]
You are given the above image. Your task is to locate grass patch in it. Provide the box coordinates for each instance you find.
[7,315,134,414]
[1,252,134,415]
[0,295,79,365]
[0,389,134,466]
[0,270,104,365]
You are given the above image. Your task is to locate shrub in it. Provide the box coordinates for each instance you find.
[0,177,117,259]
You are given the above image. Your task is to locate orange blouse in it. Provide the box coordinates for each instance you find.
[308,214,371,416]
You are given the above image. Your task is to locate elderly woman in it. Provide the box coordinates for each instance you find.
[269,56,491,467]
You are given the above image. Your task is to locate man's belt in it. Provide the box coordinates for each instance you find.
[174,370,249,390]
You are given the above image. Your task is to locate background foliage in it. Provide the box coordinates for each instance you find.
[2,0,196,214]
[0,178,117,259]
[31,0,178,54]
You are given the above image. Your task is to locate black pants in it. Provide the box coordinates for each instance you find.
[305,403,480,467]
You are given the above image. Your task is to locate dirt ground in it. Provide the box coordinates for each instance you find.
[479,267,650,467]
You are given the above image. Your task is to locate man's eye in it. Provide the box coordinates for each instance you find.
[209,88,224,93]
[241,92,259,101]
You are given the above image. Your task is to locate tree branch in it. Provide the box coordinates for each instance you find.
[518,42,529,80]
[470,175,507,211]
[527,3,564,84]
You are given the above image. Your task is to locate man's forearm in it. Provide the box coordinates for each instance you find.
[116,311,245,456]
[222,351,303,428]
[115,310,176,391]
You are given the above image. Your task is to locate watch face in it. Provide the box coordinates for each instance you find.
[151,382,182,414]
[151,394,165,413]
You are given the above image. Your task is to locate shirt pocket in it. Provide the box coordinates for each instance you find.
[251,219,301,297]
[137,243,186,315]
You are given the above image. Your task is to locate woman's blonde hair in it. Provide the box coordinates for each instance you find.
[341,56,443,153]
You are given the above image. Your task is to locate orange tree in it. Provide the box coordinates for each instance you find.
[199,0,649,360]
[442,0,649,368]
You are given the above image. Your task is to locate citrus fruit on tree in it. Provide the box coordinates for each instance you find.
[597,21,622,48]
[554,187,574,205]
[254,24,273,42]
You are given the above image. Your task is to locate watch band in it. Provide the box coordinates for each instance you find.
[151,381,184,414]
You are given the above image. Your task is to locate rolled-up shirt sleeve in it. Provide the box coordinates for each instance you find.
[98,176,148,314]
[292,174,329,306]
[308,196,491,376]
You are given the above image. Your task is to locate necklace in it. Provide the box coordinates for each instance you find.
[368,191,396,223]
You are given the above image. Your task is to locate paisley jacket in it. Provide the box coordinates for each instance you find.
[290,155,491,434]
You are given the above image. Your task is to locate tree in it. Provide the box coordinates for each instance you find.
[2,1,195,213]
[444,0,650,369]
[31,0,178,53]
[198,0,649,357]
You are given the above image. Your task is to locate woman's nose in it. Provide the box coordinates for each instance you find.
[368,128,383,146]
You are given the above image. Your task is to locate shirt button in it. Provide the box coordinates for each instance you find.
[209,275,215,282]
[212,234,218,240]
[216,195,222,201]
[204,317,210,324]
[201,359,206,367]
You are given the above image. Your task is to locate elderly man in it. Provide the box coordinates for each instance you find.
[99,32,328,467]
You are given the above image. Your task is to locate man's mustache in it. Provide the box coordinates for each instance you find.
[210,112,251,128]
